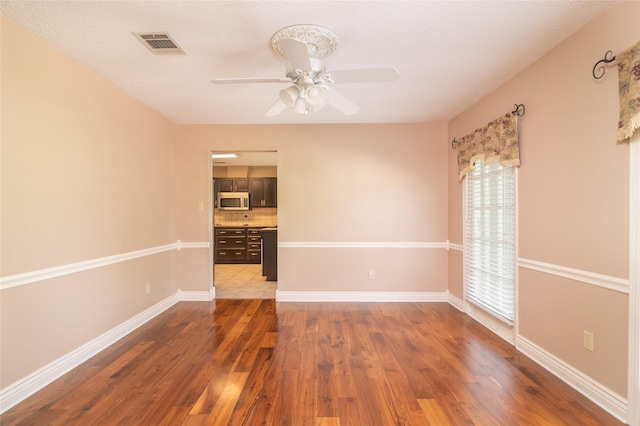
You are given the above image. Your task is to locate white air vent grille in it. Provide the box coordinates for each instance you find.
[133,33,185,55]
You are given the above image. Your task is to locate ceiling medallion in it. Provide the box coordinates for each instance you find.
[271,24,339,60]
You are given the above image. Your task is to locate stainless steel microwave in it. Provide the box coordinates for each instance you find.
[217,192,250,210]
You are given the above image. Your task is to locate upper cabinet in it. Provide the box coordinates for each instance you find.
[217,178,248,192]
[263,178,277,207]
[249,178,277,208]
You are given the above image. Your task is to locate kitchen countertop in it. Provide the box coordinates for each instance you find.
[215,224,276,228]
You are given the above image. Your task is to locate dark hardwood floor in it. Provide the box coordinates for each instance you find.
[2,300,624,425]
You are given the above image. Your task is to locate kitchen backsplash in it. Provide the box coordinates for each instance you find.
[214,208,277,227]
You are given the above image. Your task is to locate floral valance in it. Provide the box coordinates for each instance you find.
[617,40,640,142]
[457,112,520,181]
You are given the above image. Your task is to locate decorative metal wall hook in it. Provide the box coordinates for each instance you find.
[451,138,458,149]
[592,50,616,79]
[512,104,525,117]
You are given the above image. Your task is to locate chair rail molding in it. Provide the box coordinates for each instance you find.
[0,241,210,290]
[517,258,629,294]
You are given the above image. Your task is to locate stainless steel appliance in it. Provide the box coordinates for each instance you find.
[217,192,250,210]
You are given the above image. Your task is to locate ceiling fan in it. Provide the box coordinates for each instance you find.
[211,24,399,116]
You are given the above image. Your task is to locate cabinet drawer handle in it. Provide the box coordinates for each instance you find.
[235,252,243,255]
[219,241,226,244]
[219,252,227,255]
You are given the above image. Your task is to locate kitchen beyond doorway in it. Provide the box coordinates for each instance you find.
[211,150,278,297]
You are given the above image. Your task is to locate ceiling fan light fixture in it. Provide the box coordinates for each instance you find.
[279,86,299,107]
[312,94,329,111]
[294,97,308,114]
[306,85,326,105]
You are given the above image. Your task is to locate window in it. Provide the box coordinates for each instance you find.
[464,160,516,324]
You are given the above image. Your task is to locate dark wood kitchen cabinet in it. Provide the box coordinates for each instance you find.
[213,178,247,209]
[249,178,277,208]
[217,178,248,192]
[246,229,262,263]
[213,178,217,208]
[214,228,246,263]
[259,228,277,281]
[215,227,262,264]
[263,178,277,207]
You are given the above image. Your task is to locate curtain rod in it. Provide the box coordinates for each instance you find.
[451,104,525,149]
[592,50,616,79]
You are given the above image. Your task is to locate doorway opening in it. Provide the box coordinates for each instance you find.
[210,151,278,299]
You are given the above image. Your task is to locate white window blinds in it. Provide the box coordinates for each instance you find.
[465,160,516,324]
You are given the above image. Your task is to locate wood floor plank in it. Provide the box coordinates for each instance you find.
[204,372,248,425]
[418,398,452,425]
[316,417,341,426]
[227,347,274,425]
[1,301,624,426]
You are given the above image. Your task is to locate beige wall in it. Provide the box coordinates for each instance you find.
[447,1,637,396]
[176,123,448,292]
[1,17,178,387]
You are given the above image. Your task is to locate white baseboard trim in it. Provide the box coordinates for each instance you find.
[178,288,215,301]
[516,335,627,423]
[518,258,629,294]
[466,302,515,344]
[447,291,464,311]
[278,241,447,249]
[276,291,447,302]
[0,293,180,414]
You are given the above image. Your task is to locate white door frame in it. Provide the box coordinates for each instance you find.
[628,132,639,425]
[208,152,215,298]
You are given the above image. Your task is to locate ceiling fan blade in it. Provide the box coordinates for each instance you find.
[324,67,399,84]
[279,38,312,72]
[211,77,291,84]
[325,86,360,115]
[265,99,288,117]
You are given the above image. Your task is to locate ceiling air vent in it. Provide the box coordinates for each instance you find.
[133,32,185,55]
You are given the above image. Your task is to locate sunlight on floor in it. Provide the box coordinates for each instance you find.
[214,264,276,299]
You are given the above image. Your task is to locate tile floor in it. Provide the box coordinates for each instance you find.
[214,264,277,299]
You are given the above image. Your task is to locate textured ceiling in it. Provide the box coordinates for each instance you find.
[0,1,615,125]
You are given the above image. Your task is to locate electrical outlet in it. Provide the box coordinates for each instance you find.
[197,202,204,212]
[368,270,375,280]
[583,330,594,352]
[146,282,151,294]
